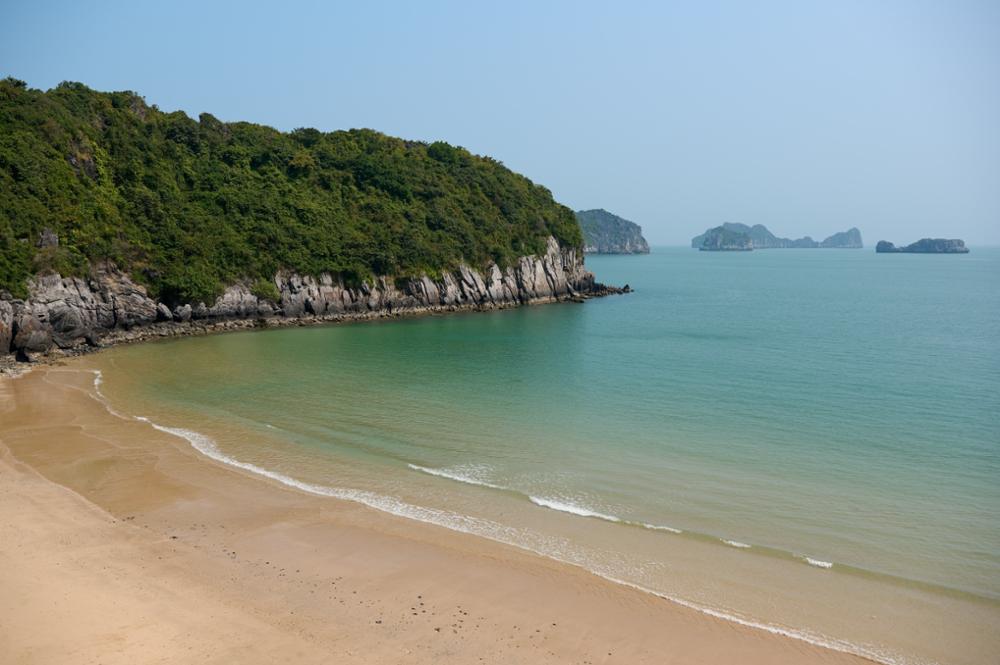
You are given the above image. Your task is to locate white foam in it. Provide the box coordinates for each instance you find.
[722,539,752,549]
[407,463,506,490]
[88,369,131,420]
[411,466,683,534]
[143,422,534,541]
[529,496,622,523]
[803,556,834,569]
[641,522,683,534]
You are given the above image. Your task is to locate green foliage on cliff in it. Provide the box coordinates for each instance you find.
[0,78,582,301]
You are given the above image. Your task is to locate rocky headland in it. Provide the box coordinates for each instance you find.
[0,80,630,367]
[1,237,624,364]
[875,239,969,254]
[576,209,650,254]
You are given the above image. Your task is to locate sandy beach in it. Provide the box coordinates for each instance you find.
[0,363,875,665]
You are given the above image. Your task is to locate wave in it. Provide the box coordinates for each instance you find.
[803,556,834,569]
[408,464,685,534]
[640,522,683,534]
[407,463,506,490]
[141,421,536,542]
[529,496,623,523]
[722,539,752,549]
[89,370,131,420]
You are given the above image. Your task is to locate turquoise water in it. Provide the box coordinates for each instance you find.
[95,248,1000,664]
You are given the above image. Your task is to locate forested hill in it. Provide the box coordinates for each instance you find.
[0,78,582,302]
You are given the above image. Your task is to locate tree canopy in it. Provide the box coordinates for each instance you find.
[0,78,582,302]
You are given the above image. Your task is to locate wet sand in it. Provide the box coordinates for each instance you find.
[0,364,874,665]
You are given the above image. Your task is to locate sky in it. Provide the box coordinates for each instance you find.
[2,0,998,246]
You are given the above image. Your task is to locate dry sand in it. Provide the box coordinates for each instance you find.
[0,364,874,664]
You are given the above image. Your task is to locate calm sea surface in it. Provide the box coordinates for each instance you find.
[94,247,1000,665]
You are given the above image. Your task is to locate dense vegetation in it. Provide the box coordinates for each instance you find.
[0,78,582,301]
[575,208,649,254]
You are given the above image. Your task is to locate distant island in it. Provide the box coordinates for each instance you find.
[692,223,863,251]
[576,209,650,254]
[875,239,969,254]
[698,226,753,251]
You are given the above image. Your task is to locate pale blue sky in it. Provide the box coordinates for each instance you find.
[2,1,997,245]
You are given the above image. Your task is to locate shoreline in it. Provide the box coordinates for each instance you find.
[2,235,626,365]
[1,288,623,373]
[0,362,878,665]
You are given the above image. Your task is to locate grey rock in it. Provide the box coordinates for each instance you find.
[13,312,53,356]
[174,304,192,322]
[2,235,620,361]
[0,300,14,354]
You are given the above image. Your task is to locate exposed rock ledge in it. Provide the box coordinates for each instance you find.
[0,237,624,363]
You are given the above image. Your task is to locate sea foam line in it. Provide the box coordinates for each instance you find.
[722,539,752,549]
[529,496,623,522]
[802,556,834,569]
[89,370,132,420]
[407,463,506,490]
[597,574,908,665]
[408,464,684,534]
[143,422,535,541]
[138,420,904,665]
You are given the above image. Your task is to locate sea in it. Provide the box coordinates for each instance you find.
[90,247,1000,665]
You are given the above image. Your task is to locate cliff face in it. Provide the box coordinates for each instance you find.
[876,238,969,254]
[1,237,616,362]
[576,209,650,254]
[691,223,863,249]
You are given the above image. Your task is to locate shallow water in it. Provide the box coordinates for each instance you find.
[92,247,1000,665]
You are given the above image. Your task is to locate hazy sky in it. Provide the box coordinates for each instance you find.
[3,1,998,245]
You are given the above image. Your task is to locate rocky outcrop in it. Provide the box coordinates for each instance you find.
[820,227,863,248]
[576,209,650,254]
[698,226,753,251]
[1,237,621,362]
[875,238,969,254]
[692,223,863,249]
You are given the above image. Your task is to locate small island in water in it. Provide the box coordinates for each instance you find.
[876,238,969,254]
[693,223,863,251]
[698,225,753,251]
[576,209,650,254]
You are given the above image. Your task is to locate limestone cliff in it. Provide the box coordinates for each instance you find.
[692,223,863,249]
[576,209,650,254]
[875,238,969,254]
[697,226,753,251]
[1,237,621,362]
